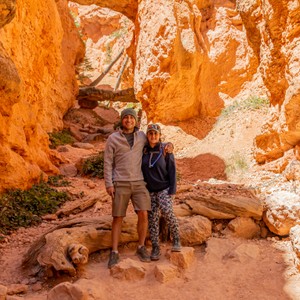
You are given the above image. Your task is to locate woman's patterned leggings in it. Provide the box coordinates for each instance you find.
[148,188,180,246]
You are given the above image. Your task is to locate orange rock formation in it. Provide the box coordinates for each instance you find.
[1,0,300,191]
[0,0,84,192]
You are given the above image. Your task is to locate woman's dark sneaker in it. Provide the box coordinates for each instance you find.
[171,238,182,252]
[150,245,161,261]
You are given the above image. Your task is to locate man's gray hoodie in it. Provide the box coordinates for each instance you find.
[104,128,146,188]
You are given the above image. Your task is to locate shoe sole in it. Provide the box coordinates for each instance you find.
[151,256,160,261]
[171,248,181,252]
[137,257,151,262]
[136,253,151,262]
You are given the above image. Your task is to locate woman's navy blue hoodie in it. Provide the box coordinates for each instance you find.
[141,142,176,195]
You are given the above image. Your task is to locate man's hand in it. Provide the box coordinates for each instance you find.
[164,142,174,155]
[106,186,115,198]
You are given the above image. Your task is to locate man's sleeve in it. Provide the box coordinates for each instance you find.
[104,136,114,188]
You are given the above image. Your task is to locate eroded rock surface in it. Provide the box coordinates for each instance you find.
[264,191,300,236]
[0,0,84,192]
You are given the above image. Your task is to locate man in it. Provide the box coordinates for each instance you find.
[104,108,152,269]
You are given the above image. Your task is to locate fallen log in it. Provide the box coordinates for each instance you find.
[185,195,263,219]
[56,191,109,218]
[77,87,138,106]
[22,215,139,277]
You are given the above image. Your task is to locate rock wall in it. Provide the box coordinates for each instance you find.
[69,3,134,88]
[1,0,300,192]
[135,0,261,123]
[237,0,300,163]
[0,0,85,192]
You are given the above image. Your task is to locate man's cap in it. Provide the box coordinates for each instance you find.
[120,108,137,122]
[146,123,161,134]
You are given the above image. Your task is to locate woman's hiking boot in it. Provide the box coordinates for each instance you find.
[150,245,161,261]
[136,245,151,262]
[171,238,182,252]
[108,251,120,269]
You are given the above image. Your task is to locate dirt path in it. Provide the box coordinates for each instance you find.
[0,223,297,299]
[0,170,299,299]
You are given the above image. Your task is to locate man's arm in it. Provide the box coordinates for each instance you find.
[104,136,115,197]
[164,142,174,155]
[106,186,115,198]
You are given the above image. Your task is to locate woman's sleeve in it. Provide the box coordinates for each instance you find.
[166,153,176,195]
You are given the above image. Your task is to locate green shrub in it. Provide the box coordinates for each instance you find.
[221,95,269,117]
[48,129,75,149]
[82,152,105,178]
[0,182,70,235]
[47,175,70,187]
[225,152,248,175]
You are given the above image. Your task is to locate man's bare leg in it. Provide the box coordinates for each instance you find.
[137,210,148,246]
[108,216,123,268]
[112,216,123,251]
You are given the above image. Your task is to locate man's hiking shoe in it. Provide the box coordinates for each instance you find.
[171,238,182,252]
[136,246,151,262]
[108,251,119,269]
[150,245,160,261]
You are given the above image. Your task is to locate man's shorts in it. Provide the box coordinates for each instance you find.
[113,181,151,217]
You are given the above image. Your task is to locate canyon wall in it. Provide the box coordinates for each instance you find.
[237,0,300,163]
[0,0,84,192]
[1,0,300,191]
[69,3,134,88]
[134,0,262,123]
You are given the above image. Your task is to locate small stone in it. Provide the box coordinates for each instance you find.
[110,258,146,281]
[167,247,195,269]
[31,282,43,292]
[47,282,88,300]
[154,264,179,283]
[87,181,96,189]
[73,142,95,150]
[59,164,78,177]
[7,284,28,295]
[42,214,58,221]
[0,284,7,300]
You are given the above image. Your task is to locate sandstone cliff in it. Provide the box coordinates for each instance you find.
[1,0,300,192]
[238,0,300,163]
[0,0,84,192]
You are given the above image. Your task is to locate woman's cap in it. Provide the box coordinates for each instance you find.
[120,108,137,122]
[146,123,161,134]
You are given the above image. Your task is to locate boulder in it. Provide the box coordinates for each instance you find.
[0,284,7,300]
[263,191,300,236]
[166,247,195,270]
[179,215,212,246]
[223,217,261,239]
[110,258,146,281]
[154,264,180,283]
[47,282,88,300]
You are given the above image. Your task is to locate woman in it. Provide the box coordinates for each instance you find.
[142,123,181,261]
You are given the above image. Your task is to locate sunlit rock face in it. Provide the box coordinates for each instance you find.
[1,0,300,193]
[238,0,300,163]
[135,0,259,123]
[0,0,84,192]
[69,3,134,89]
[71,0,138,21]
